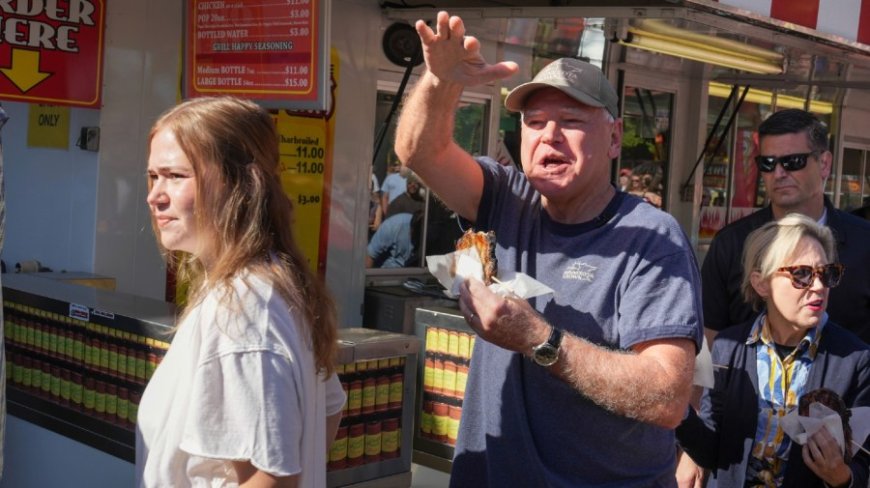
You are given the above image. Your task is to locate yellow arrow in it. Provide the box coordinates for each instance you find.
[1,49,51,92]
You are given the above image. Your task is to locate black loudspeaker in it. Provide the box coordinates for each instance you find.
[382,22,423,68]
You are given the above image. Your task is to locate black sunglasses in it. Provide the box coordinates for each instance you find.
[754,153,817,172]
[777,264,845,289]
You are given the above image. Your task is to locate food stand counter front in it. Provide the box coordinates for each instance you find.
[2,274,420,488]
[411,305,474,474]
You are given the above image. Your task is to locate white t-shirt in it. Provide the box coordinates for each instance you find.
[136,273,346,487]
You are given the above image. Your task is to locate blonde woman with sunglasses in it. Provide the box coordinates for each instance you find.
[676,213,870,488]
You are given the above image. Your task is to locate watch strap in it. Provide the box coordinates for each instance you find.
[546,326,563,349]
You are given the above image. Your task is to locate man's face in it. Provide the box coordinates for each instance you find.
[520,88,622,204]
[407,180,423,200]
[758,132,831,213]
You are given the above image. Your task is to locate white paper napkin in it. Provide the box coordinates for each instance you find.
[425,250,554,300]
[781,402,870,455]
[692,335,714,388]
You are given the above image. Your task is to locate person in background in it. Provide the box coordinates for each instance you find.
[384,171,425,219]
[366,210,424,269]
[493,130,516,167]
[380,159,407,215]
[424,196,465,257]
[676,214,870,487]
[618,167,632,191]
[395,11,701,486]
[369,171,382,233]
[702,109,870,345]
[628,161,663,208]
[137,96,345,488]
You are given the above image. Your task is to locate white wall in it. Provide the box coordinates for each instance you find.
[1,2,180,299]
[1,102,100,274]
[93,0,181,301]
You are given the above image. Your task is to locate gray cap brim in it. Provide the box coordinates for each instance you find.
[505,81,609,114]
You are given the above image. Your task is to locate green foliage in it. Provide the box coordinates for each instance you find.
[621,129,655,161]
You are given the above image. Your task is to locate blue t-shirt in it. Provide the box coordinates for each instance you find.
[367,212,413,268]
[450,157,703,487]
[381,173,407,205]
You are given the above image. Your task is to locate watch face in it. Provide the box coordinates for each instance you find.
[533,345,559,366]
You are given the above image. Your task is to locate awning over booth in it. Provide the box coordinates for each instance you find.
[716,0,870,45]
[384,0,870,73]
[684,0,870,53]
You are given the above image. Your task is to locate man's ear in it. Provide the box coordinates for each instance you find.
[750,270,770,299]
[608,118,624,160]
[818,150,833,181]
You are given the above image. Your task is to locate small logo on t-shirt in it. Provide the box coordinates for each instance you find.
[563,261,596,281]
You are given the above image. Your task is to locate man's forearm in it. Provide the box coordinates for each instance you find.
[395,71,464,169]
[552,332,695,429]
[461,282,695,429]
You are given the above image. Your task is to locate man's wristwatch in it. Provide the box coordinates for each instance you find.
[531,326,563,367]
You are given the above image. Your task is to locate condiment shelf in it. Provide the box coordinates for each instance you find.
[412,305,473,473]
[2,275,421,487]
[328,328,420,488]
[3,273,175,462]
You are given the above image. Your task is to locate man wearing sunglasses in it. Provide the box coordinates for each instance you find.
[702,109,870,344]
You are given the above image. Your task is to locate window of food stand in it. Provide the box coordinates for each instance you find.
[367,90,489,271]
[698,97,771,243]
[618,87,674,211]
[840,147,870,212]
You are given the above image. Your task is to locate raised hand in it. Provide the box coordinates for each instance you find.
[415,11,518,87]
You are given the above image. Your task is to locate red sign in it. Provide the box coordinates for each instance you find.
[0,0,104,107]
[714,0,870,46]
[185,0,327,109]
[730,129,759,208]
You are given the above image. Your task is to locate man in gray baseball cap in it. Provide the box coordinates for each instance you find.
[395,10,702,488]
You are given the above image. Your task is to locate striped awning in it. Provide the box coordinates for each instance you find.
[713,0,870,46]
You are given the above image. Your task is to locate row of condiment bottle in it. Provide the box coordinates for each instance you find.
[328,417,402,471]
[424,326,475,360]
[422,358,468,400]
[337,356,405,418]
[6,350,142,429]
[4,303,168,384]
[419,401,461,446]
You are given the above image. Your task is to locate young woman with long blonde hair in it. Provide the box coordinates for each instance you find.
[137,96,344,488]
